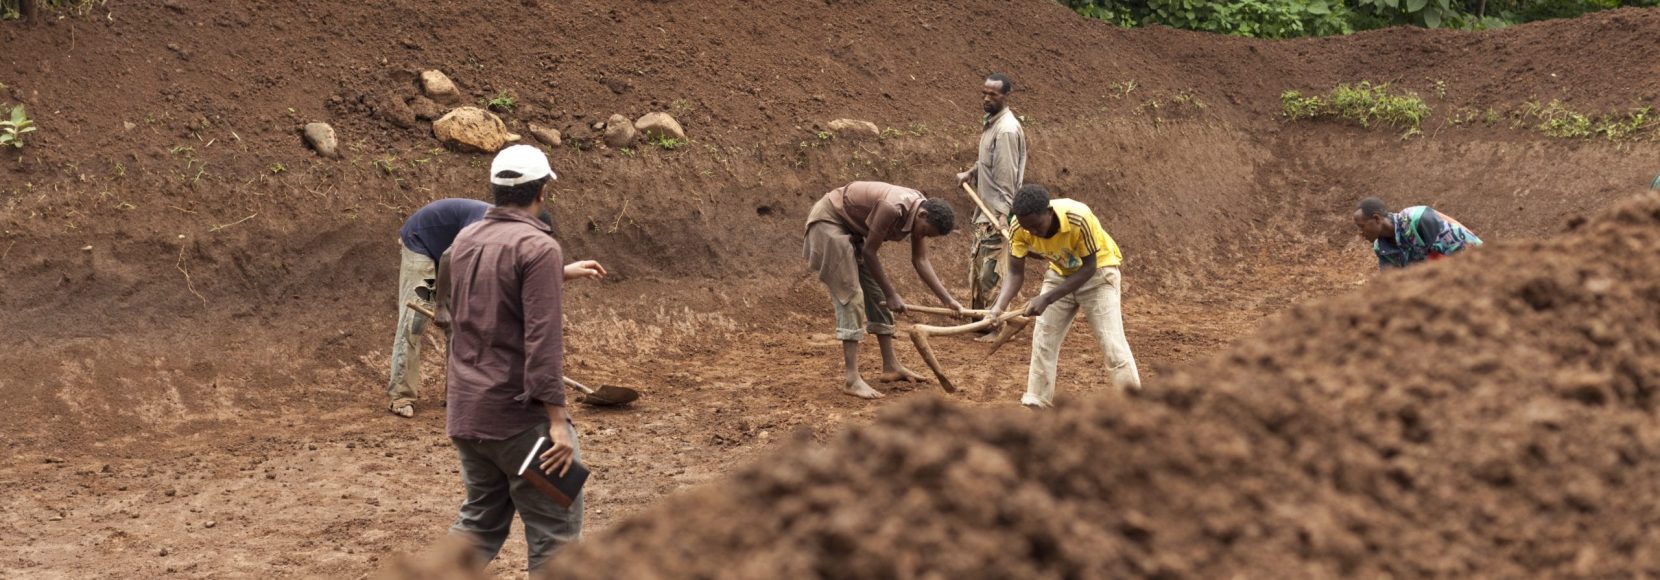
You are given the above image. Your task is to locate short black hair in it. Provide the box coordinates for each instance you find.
[491,172,549,207]
[920,198,955,236]
[986,72,1013,95]
[1013,184,1050,217]
[1357,197,1390,217]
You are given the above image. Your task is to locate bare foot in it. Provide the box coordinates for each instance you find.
[879,367,931,384]
[842,378,885,399]
[973,332,1001,343]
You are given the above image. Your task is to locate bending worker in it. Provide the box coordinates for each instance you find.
[1353,197,1482,269]
[985,184,1141,409]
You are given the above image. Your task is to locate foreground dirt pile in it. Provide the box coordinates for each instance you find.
[550,192,1660,578]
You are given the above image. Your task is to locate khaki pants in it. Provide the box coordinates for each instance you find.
[450,422,584,571]
[968,224,1006,310]
[1026,266,1141,407]
[804,220,896,342]
[387,243,436,409]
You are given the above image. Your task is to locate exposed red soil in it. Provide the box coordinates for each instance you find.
[2,0,1659,577]
[557,192,1660,578]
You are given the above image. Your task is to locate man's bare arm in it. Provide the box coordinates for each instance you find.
[911,235,963,313]
[861,234,904,312]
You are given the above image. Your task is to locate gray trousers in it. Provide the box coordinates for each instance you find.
[450,422,584,571]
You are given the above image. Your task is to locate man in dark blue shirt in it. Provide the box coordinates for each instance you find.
[388,198,490,418]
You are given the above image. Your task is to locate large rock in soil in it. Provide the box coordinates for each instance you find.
[528,123,562,148]
[420,70,461,105]
[827,118,880,139]
[603,113,637,148]
[302,122,339,158]
[432,107,519,153]
[633,112,686,142]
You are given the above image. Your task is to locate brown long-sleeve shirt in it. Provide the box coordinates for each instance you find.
[445,207,567,440]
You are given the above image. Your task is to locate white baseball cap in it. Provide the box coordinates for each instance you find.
[490,145,556,186]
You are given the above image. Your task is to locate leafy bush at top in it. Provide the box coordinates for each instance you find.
[1062,0,1660,37]
[1068,0,1353,37]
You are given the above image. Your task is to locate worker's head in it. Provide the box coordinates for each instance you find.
[489,145,557,210]
[916,198,957,237]
[1353,197,1392,242]
[983,73,1012,115]
[1013,184,1055,236]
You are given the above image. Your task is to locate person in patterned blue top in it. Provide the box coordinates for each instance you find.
[1354,197,1483,270]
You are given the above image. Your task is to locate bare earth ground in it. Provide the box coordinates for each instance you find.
[4,0,1660,578]
[0,254,1363,578]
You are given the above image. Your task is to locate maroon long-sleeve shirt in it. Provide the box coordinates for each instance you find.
[445,207,566,440]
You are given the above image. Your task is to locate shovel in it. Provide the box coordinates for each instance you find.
[561,376,641,407]
[404,299,641,407]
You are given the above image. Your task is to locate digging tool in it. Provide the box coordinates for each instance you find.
[404,299,641,407]
[561,376,641,407]
[986,314,1032,355]
[904,304,990,319]
[909,309,1026,393]
[960,182,1010,240]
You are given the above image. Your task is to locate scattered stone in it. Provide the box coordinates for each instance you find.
[432,107,521,153]
[165,489,177,497]
[205,520,217,529]
[42,457,63,464]
[528,123,562,148]
[302,122,340,158]
[374,94,416,129]
[564,123,596,148]
[123,121,136,131]
[633,112,686,142]
[307,443,317,451]
[827,118,880,139]
[603,114,636,148]
[408,96,444,122]
[420,70,461,105]
[158,547,169,557]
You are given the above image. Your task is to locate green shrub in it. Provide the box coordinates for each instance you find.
[1281,82,1430,134]
[1062,0,1656,37]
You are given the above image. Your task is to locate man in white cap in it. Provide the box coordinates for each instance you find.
[438,145,599,571]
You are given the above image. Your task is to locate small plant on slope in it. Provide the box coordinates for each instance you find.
[0,104,35,149]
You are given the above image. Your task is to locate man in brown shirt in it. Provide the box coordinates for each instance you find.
[439,145,588,572]
[804,181,964,399]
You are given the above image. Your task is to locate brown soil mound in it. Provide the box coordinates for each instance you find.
[6,0,1660,576]
[554,192,1660,578]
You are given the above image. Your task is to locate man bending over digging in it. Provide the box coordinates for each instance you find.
[1354,197,1483,270]
[804,181,964,399]
[985,184,1141,409]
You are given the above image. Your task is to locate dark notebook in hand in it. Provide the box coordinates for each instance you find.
[517,436,590,509]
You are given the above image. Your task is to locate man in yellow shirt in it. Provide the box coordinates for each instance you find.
[985,184,1141,408]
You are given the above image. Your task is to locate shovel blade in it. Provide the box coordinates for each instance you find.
[581,385,640,406]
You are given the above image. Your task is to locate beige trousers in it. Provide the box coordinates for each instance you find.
[387,243,436,409]
[1025,266,1141,407]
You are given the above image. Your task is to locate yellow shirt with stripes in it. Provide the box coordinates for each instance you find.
[1009,198,1122,276]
